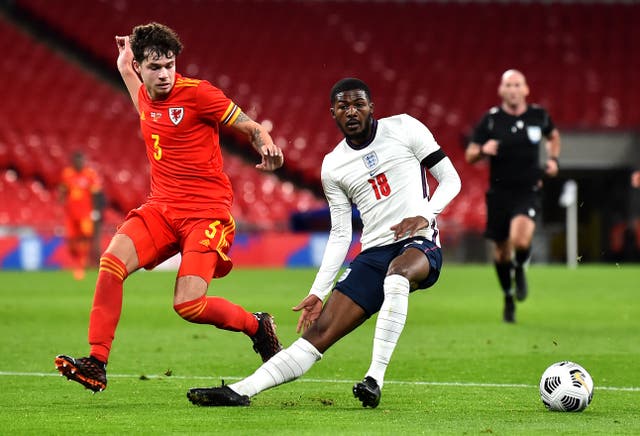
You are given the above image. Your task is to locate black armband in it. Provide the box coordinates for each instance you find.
[421,149,447,169]
[549,156,559,163]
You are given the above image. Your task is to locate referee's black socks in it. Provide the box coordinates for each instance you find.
[494,261,513,295]
[514,247,531,268]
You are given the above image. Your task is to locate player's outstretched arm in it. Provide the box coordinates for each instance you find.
[115,36,142,112]
[231,112,284,171]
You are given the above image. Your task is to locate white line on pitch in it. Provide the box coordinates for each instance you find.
[0,371,638,392]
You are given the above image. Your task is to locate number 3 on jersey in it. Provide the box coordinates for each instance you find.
[151,134,162,161]
[368,173,391,200]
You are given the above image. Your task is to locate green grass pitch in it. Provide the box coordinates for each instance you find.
[0,264,638,434]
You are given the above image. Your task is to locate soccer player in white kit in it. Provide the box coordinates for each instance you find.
[187,78,461,408]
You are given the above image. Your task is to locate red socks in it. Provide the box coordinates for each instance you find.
[88,253,128,363]
[174,295,258,336]
[87,253,258,363]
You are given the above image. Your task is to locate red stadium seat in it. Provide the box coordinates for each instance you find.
[0,16,324,231]
[4,1,638,234]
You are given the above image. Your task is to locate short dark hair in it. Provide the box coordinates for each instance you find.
[130,22,183,63]
[330,78,371,104]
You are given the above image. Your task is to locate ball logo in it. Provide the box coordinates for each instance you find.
[571,370,587,389]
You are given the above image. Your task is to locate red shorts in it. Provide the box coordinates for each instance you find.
[65,215,94,239]
[117,202,235,282]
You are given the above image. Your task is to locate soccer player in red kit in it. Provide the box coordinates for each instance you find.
[59,151,102,280]
[55,22,284,393]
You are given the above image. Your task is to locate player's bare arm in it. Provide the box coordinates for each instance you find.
[465,139,499,163]
[544,128,561,177]
[292,294,323,333]
[115,36,142,112]
[232,112,284,171]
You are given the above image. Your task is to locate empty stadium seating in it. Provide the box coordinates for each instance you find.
[3,1,638,233]
[0,169,68,234]
[0,15,324,231]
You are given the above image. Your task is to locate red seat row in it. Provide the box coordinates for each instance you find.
[0,18,324,230]
[17,2,638,162]
[5,1,638,233]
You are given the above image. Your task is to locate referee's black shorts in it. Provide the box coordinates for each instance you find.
[484,186,540,242]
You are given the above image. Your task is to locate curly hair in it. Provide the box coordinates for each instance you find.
[130,22,183,63]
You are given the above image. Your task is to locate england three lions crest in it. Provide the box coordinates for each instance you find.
[169,107,184,125]
[362,151,379,173]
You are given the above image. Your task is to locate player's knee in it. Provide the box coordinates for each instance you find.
[386,263,410,277]
[496,253,511,263]
[383,274,410,297]
[512,239,530,252]
[494,245,511,263]
[173,295,207,322]
[98,253,129,280]
[386,264,422,292]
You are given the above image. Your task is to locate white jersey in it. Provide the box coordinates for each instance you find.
[322,113,440,250]
[309,114,460,300]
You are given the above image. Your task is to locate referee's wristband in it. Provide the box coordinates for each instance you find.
[549,156,559,163]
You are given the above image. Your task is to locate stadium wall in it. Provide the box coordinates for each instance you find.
[0,232,361,270]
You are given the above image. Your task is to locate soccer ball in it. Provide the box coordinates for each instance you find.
[539,361,594,412]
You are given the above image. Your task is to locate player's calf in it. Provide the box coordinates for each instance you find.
[514,265,528,302]
[503,295,516,323]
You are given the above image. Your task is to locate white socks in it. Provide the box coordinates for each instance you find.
[365,274,410,388]
[230,338,322,397]
[229,275,410,397]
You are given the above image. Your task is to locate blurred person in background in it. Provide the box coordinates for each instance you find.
[54,22,284,394]
[465,69,561,323]
[59,150,102,280]
[187,77,461,408]
[631,170,640,189]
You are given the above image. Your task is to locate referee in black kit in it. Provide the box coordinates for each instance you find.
[466,69,561,323]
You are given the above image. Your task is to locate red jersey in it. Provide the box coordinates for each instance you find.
[61,166,101,219]
[137,74,241,211]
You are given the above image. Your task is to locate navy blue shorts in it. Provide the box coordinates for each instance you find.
[334,237,442,317]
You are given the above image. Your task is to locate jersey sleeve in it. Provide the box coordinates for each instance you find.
[401,114,441,162]
[470,112,492,145]
[86,168,102,192]
[542,109,556,137]
[308,161,353,301]
[196,81,242,126]
[60,168,72,187]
